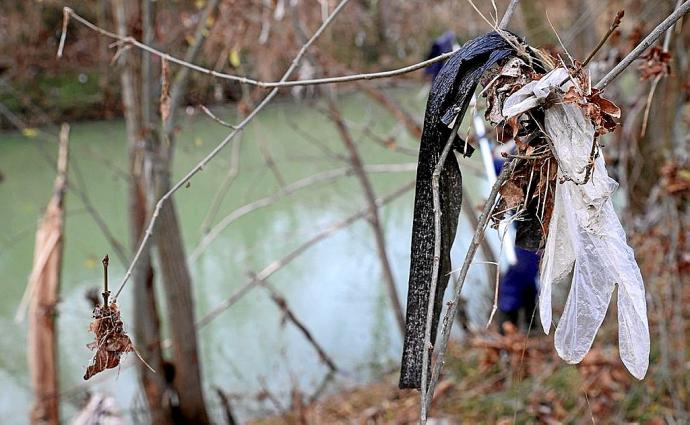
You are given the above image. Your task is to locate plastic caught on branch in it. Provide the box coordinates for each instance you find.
[502,68,650,379]
[400,32,516,390]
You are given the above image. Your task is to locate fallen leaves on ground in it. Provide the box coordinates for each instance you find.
[248,329,668,425]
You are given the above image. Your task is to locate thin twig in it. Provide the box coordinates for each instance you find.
[545,10,575,66]
[498,0,521,30]
[420,114,463,424]
[424,161,515,414]
[112,0,353,300]
[261,280,338,372]
[595,0,690,90]
[581,10,624,69]
[200,105,237,129]
[57,7,70,58]
[641,0,681,136]
[461,187,498,294]
[420,4,521,421]
[102,255,110,306]
[60,6,456,89]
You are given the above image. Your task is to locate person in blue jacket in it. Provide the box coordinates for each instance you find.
[498,245,540,330]
[425,31,457,81]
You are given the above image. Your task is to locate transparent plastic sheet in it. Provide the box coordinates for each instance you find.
[502,69,650,379]
[538,181,573,334]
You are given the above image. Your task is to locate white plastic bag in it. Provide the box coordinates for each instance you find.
[502,69,650,379]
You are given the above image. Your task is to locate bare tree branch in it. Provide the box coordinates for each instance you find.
[499,0,521,30]
[595,0,690,90]
[261,280,338,373]
[420,3,520,421]
[112,0,353,300]
[420,113,464,423]
[60,6,457,89]
[424,161,514,415]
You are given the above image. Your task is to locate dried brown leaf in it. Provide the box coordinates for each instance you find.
[638,46,672,80]
[563,86,584,104]
[499,181,524,209]
[83,303,133,380]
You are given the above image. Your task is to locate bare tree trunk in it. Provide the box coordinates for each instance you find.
[145,2,220,423]
[327,100,405,336]
[111,1,170,423]
[27,124,69,425]
[152,183,210,424]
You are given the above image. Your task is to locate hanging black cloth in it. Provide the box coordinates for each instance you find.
[400,32,516,390]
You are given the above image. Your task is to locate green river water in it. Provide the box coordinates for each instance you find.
[0,88,496,422]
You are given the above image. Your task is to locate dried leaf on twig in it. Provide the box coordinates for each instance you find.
[83,303,133,380]
[499,181,525,209]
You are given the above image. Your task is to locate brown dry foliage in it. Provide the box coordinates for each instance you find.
[84,302,133,380]
[638,45,672,80]
[660,160,690,196]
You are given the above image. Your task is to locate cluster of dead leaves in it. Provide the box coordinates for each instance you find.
[480,51,625,247]
[84,302,133,380]
[481,57,561,245]
[563,86,621,136]
[474,327,639,421]
[483,57,542,134]
[638,45,672,80]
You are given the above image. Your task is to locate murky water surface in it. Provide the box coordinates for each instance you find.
[0,88,498,422]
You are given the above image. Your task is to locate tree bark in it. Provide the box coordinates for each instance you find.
[112,1,170,423]
[153,179,210,424]
[27,124,69,425]
[147,2,220,423]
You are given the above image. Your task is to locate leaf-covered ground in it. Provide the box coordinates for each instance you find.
[251,325,683,424]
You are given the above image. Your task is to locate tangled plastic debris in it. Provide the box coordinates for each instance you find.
[502,68,650,379]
